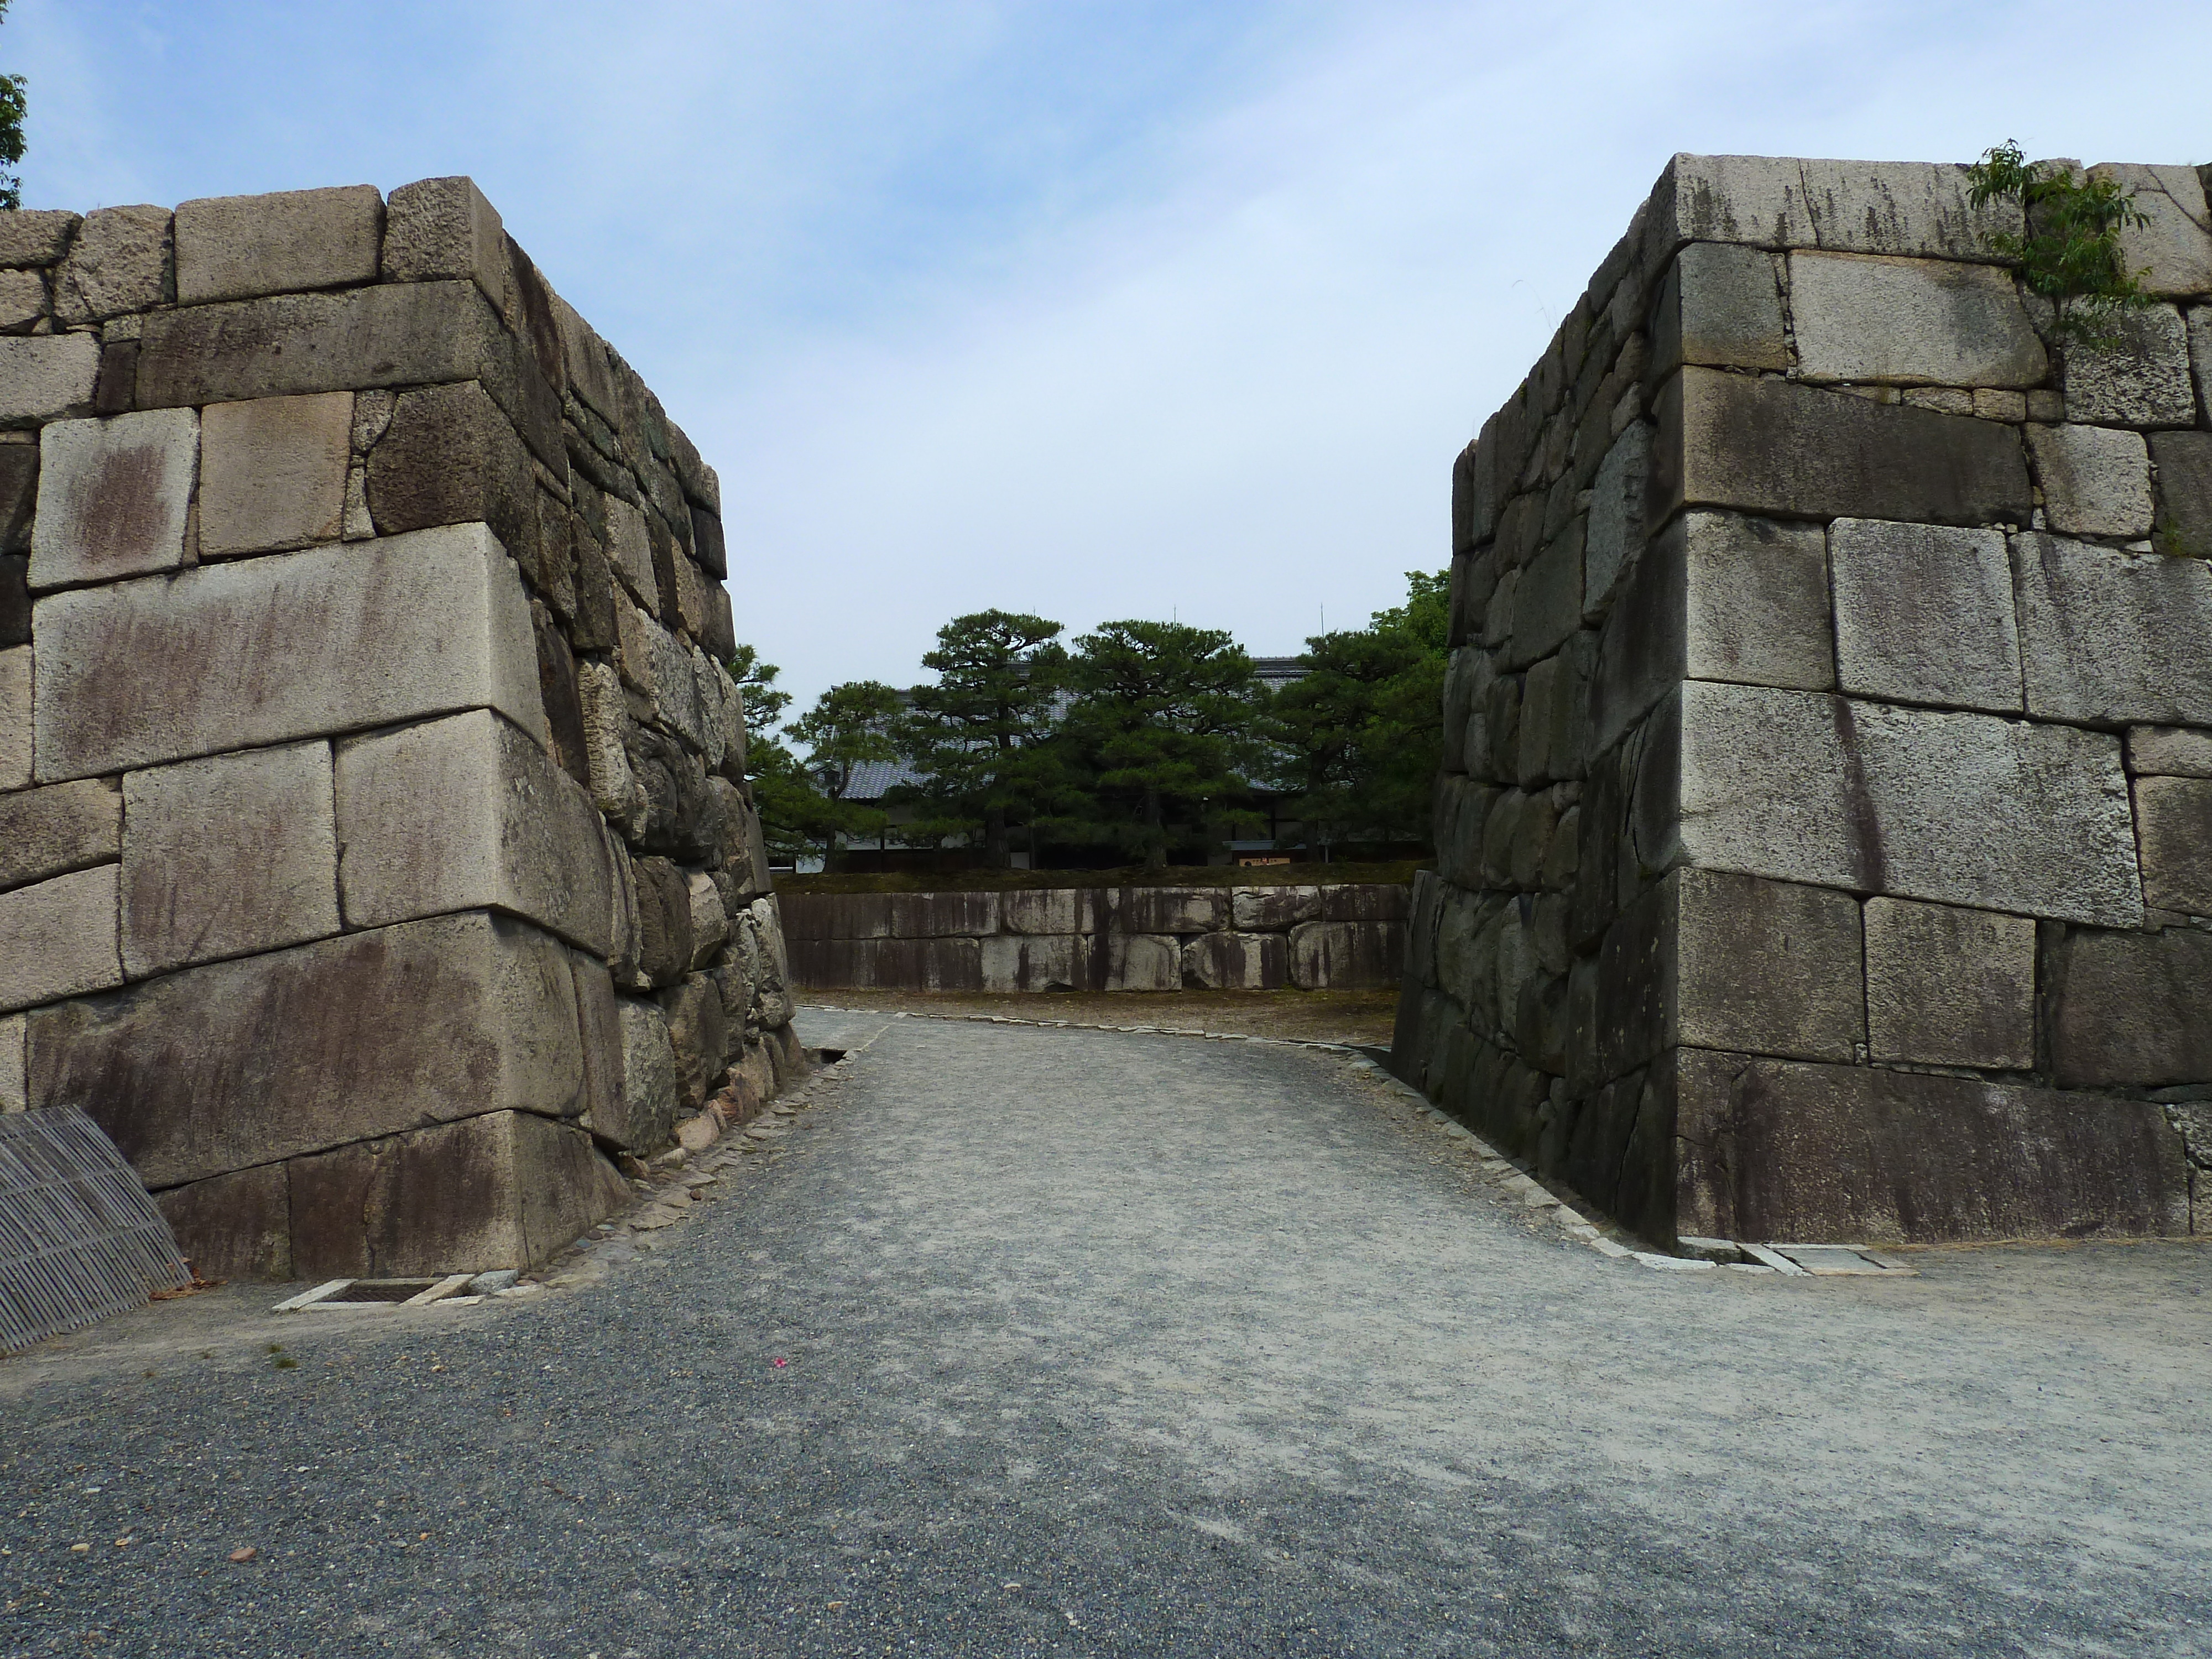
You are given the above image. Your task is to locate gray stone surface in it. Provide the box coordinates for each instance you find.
[686,871,729,971]
[2049,924,2212,1087]
[979,933,1088,993]
[2149,429,2212,557]
[1642,153,1816,257]
[1287,919,1405,990]
[2132,775,2212,915]
[601,494,657,608]
[52,205,169,325]
[1106,933,1181,993]
[381,176,507,302]
[2062,304,2195,427]
[1582,422,1648,617]
[2093,164,2212,297]
[1667,681,2142,927]
[1673,868,1865,1063]
[0,644,25,791]
[28,409,197,589]
[608,996,679,1153]
[173,185,383,305]
[2012,533,2212,725]
[366,379,538,576]
[0,335,98,427]
[0,1012,21,1111]
[2028,422,2153,538]
[575,658,644,830]
[1231,885,1320,931]
[119,741,339,979]
[26,910,593,1187]
[1788,252,2046,386]
[0,864,121,1013]
[0,777,119,894]
[0,210,81,268]
[1652,242,1787,378]
[197,392,351,557]
[1118,887,1227,935]
[1863,896,2037,1069]
[1795,158,2016,260]
[32,523,547,781]
[1182,931,1287,990]
[1510,521,1583,667]
[660,971,728,1112]
[2127,724,2212,777]
[0,269,45,331]
[336,708,613,957]
[1829,519,2021,711]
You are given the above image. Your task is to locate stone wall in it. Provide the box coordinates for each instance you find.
[0,180,801,1280]
[785,883,1408,992]
[1394,153,2212,1247]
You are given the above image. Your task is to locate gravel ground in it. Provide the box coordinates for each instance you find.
[2,1011,2208,1657]
[795,989,1400,1046]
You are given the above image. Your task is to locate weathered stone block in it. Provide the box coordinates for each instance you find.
[660,971,728,1112]
[1795,159,2015,260]
[2049,925,2212,1087]
[608,995,679,1153]
[575,658,644,831]
[1654,367,2031,528]
[0,1013,22,1111]
[1829,519,2021,711]
[2027,424,2153,537]
[155,1164,290,1282]
[1642,154,1816,260]
[0,551,23,649]
[1863,896,2035,1068]
[382,176,507,302]
[1673,1048,2189,1243]
[197,392,351,556]
[982,933,1089,993]
[2063,304,2194,427]
[53,205,170,325]
[1517,637,1590,786]
[33,523,547,781]
[122,742,338,978]
[1666,681,2141,927]
[29,409,198,588]
[27,911,593,1187]
[1788,251,2046,387]
[2127,724,2212,777]
[1107,933,1182,992]
[0,210,81,268]
[2012,533,2212,725]
[0,777,119,894]
[602,494,657,607]
[288,1109,625,1279]
[337,709,610,955]
[1232,885,1319,931]
[1117,886,1227,935]
[686,872,729,969]
[2094,164,2212,296]
[0,442,36,556]
[174,186,383,305]
[1583,423,1650,615]
[2149,430,2212,557]
[1650,243,1786,379]
[366,380,536,569]
[0,269,45,331]
[1182,932,1287,990]
[2132,775,2212,914]
[0,865,122,1013]
[0,645,25,791]
[1674,868,1864,1063]
[885,891,999,938]
[1287,919,1404,990]
[1510,521,1583,668]
[0,335,98,426]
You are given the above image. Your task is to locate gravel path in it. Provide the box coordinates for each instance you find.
[3,1012,2208,1657]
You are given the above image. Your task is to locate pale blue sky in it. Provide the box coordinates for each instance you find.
[13,2,2212,713]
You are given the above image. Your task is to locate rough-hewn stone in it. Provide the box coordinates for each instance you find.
[1863,896,2036,1069]
[2012,533,2212,726]
[659,971,727,1112]
[2132,775,2212,915]
[1794,159,2015,260]
[2149,429,2212,558]
[1231,885,1320,931]
[197,392,351,556]
[999,889,1104,936]
[1789,252,2046,386]
[2049,925,2212,1087]
[154,1165,290,1281]
[1106,933,1182,993]
[0,210,80,268]
[2026,424,2153,538]
[53,205,170,325]
[0,776,119,894]
[2094,164,2212,296]
[2127,724,2212,778]
[29,409,198,588]
[1182,932,1287,990]
[2062,304,2195,427]
[1829,519,2021,712]
[1674,868,1864,1063]
[0,335,98,427]
[0,1013,22,1112]
[1117,887,1227,935]
[174,186,383,305]
[0,644,26,792]
[1642,154,1816,260]
[1288,920,1405,991]
[608,996,679,1153]
[1582,422,1649,617]
[0,269,45,332]
[1650,242,1786,378]
[0,865,122,1014]
[33,523,547,781]
[382,176,506,302]
[366,379,536,568]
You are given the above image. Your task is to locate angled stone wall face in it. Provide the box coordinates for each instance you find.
[0,181,799,1279]
[1394,153,2210,1247]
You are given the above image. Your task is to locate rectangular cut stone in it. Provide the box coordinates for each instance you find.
[53,206,169,326]
[336,708,613,957]
[1655,367,2031,529]
[288,1109,625,1278]
[0,1013,21,1110]
[1117,887,1227,934]
[885,891,999,938]
[1642,155,1815,259]
[174,186,384,305]
[1232,885,1321,930]
[2062,305,2194,427]
[1184,932,1286,989]
[1651,243,1787,378]
[2049,925,2212,1087]
[0,335,100,426]
[122,741,340,978]
[30,409,198,588]
[1511,523,1583,667]
[778,891,893,941]
[382,176,507,299]
[155,1164,290,1282]
[1863,897,2036,1068]
[2149,430,2212,559]
[1788,252,2046,386]
[0,645,26,791]
[0,270,43,331]
[1107,933,1181,992]
[33,523,547,781]
[197,392,352,556]
[1673,869,1863,1063]
[2127,725,2212,777]
[2093,164,2212,296]
[25,911,593,1188]
[2026,425,2153,538]
[1672,1048,2188,1243]
[793,936,982,992]
[1000,888,1105,935]
[0,210,80,268]
[1288,919,1405,989]
[0,777,119,893]
[979,933,1092,992]
[1667,681,2141,927]
[605,995,677,1152]
[365,380,536,570]
[1829,519,2021,711]
[0,865,122,1013]
[1795,159,2016,260]
[1321,884,1410,922]
[2131,775,2212,914]
[2012,533,2212,724]
[1583,423,1650,616]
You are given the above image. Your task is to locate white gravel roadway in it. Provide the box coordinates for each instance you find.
[1,1008,2208,1658]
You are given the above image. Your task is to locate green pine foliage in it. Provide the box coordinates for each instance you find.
[724,644,839,862]
[1966,141,2152,348]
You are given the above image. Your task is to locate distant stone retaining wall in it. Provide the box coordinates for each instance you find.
[0,179,800,1280]
[1395,152,2212,1248]
[785,884,1408,992]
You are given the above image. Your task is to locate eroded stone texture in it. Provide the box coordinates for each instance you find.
[33,523,547,781]
[885,891,999,938]
[1583,422,1650,616]
[2049,925,2212,1087]
[1000,889,1104,936]
[0,1013,22,1111]
[155,1164,290,1281]
[27,911,592,1187]
[0,777,119,894]
[1829,519,2021,712]
[1288,920,1405,991]
[0,210,81,268]
[2026,424,2154,538]
[609,997,679,1153]
[2127,725,2212,777]
[0,645,26,792]
[1673,869,1864,1063]
[122,742,339,978]
[1117,888,1227,935]
[2094,164,2212,296]
[2149,430,2212,557]
[2132,775,2212,915]
[2012,533,2212,726]
[2063,304,2195,427]
[1789,252,2046,386]
[174,186,383,305]
[1650,242,1786,378]
[197,392,351,556]
[0,336,98,427]
[29,409,198,588]
[366,380,536,568]
[660,972,727,1112]
[53,205,170,325]
[1231,886,1321,930]
[1183,932,1287,990]
[978,934,1089,993]
[1794,159,2015,260]
[1863,897,2036,1069]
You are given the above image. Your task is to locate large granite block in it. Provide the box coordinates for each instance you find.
[2012,533,2212,725]
[382,176,507,304]
[0,645,25,791]
[0,210,81,268]
[288,1109,626,1279]
[2062,304,2195,427]
[1641,154,1816,259]
[0,865,122,1013]
[1117,886,1227,935]
[336,708,613,957]
[659,971,727,1112]
[1649,243,1787,379]
[0,335,100,426]
[154,1164,290,1282]
[1000,888,1106,936]
[1183,932,1287,990]
[197,392,352,556]
[174,186,383,305]
[1863,896,2035,1069]
[2048,925,2212,1087]
[0,777,119,893]
[1321,883,1412,922]
[1287,919,1405,990]
[29,409,199,589]
[2131,775,2212,915]
[0,1013,20,1111]
[1672,1048,2189,1243]
[365,380,536,570]
[1674,868,1863,1063]
[1662,681,2141,927]
[1794,158,2015,260]
[1106,933,1181,992]
[1583,422,1650,616]
[1653,367,2031,529]
[608,996,678,1153]
[2149,430,2212,558]
[1789,252,2045,386]
[2026,424,2153,538]
[1829,519,2021,712]
[885,890,999,938]
[1233,885,1321,930]
[32,523,547,781]
[53,205,170,325]
[978,933,1092,994]
[2128,725,2212,777]
[26,911,593,1188]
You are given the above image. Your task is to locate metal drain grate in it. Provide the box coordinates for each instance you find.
[0,1105,192,1355]
[320,1279,441,1303]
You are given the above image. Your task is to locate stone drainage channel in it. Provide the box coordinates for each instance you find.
[267,1008,1909,1322]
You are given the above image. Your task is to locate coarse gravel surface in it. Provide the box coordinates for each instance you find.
[2,1010,2208,1657]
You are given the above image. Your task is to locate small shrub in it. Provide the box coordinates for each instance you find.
[1967,142,2153,348]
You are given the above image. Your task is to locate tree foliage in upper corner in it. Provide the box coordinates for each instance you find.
[1267,570,1449,852]
[0,1,26,213]
[1967,141,2152,348]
